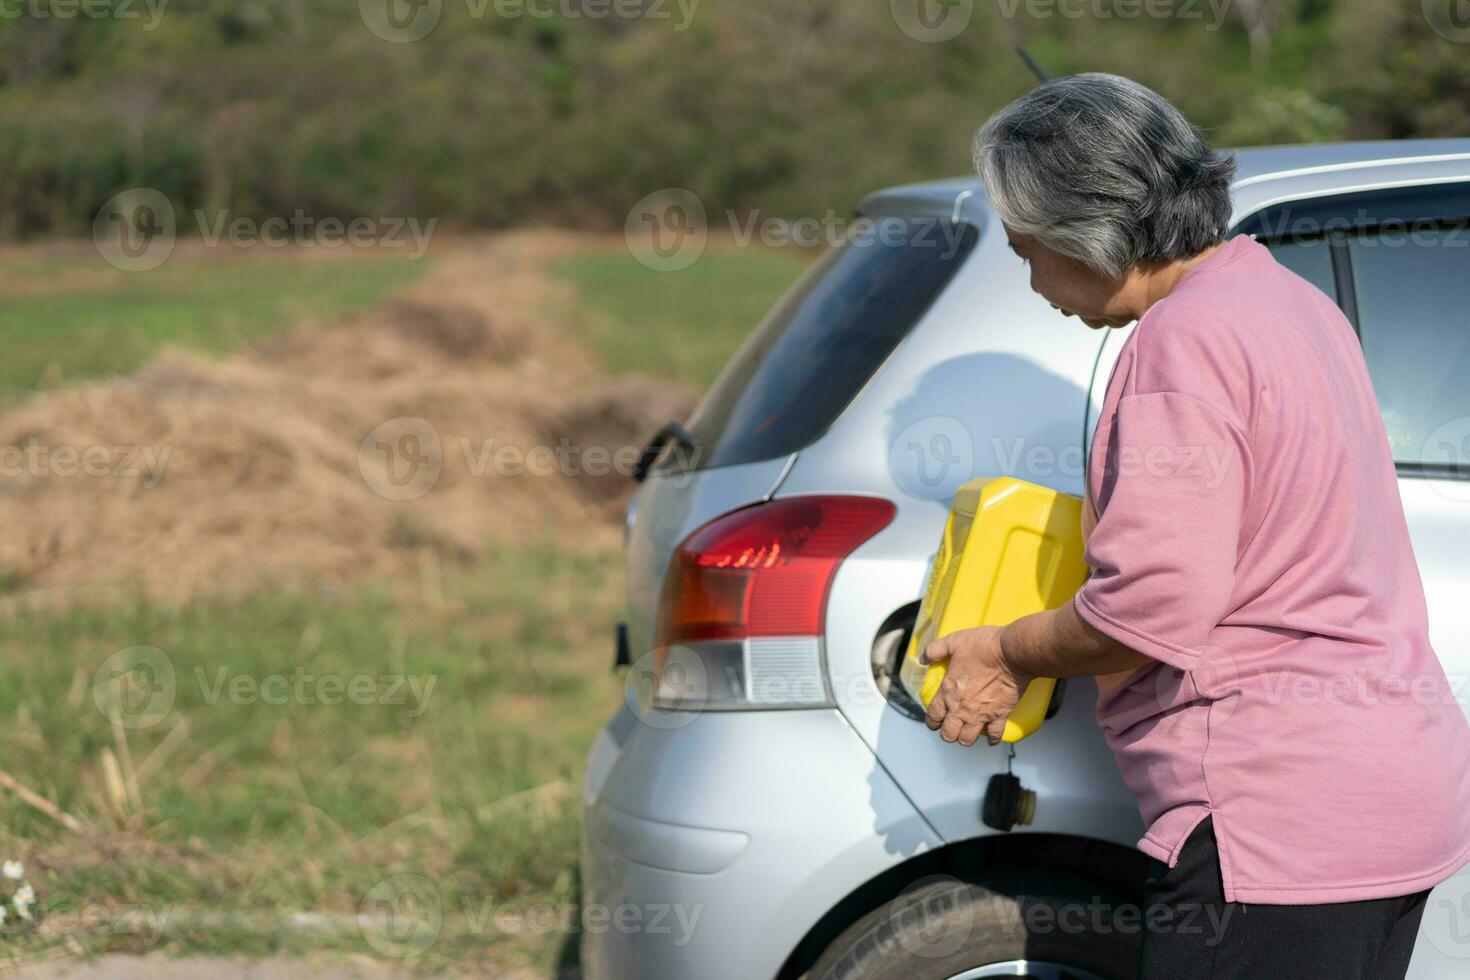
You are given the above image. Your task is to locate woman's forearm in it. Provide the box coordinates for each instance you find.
[1000,598,1154,680]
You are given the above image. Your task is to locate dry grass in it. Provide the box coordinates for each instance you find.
[0,232,697,607]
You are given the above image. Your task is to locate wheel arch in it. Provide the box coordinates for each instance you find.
[775,832,1150,980]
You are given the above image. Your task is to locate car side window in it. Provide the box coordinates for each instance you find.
[1350,226,1470,467]
[1266,235,1336,300]
[1244,183,1470,475]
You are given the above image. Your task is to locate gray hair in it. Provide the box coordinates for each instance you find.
[973,73,1236,279]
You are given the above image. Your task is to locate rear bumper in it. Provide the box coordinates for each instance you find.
[579,702,941,980]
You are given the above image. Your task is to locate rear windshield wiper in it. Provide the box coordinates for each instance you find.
[634,420,702,483]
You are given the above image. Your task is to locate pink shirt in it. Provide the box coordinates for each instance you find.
[1076,234,1470,904]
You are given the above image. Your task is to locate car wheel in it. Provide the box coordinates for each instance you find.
[808,872,1138,980]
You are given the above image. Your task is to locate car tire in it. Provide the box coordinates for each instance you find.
[807,871,1139,980]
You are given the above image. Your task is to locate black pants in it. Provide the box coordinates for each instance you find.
[1138,816,1429,979]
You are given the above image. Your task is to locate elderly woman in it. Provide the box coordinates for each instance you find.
[924,74,1470,979]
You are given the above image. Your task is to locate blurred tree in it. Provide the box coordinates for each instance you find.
[1328,0,1470,139]
[0,0,1461,241]
[0,20,74,84]
[1218,87,1348,146]
[1229,0,1292,70]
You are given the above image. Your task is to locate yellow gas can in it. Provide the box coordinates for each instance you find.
[899,477,1089,742]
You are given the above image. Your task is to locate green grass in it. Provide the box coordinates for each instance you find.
[551,242,811,387]
[0,536,623,973]
[0,249,430,401]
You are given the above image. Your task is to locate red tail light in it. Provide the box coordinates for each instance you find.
[657,496,896,648]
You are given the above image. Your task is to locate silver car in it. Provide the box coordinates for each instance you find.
[580,139,1470,980]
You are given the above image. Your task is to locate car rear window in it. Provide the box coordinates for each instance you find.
[675,216,978,473]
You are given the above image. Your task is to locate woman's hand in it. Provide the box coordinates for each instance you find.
[921,626,1034,747]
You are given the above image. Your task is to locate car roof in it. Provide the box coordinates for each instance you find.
[861,139,1470,220]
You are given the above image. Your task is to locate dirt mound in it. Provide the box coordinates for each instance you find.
[541,375,702,512]
[0,233,699,604]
